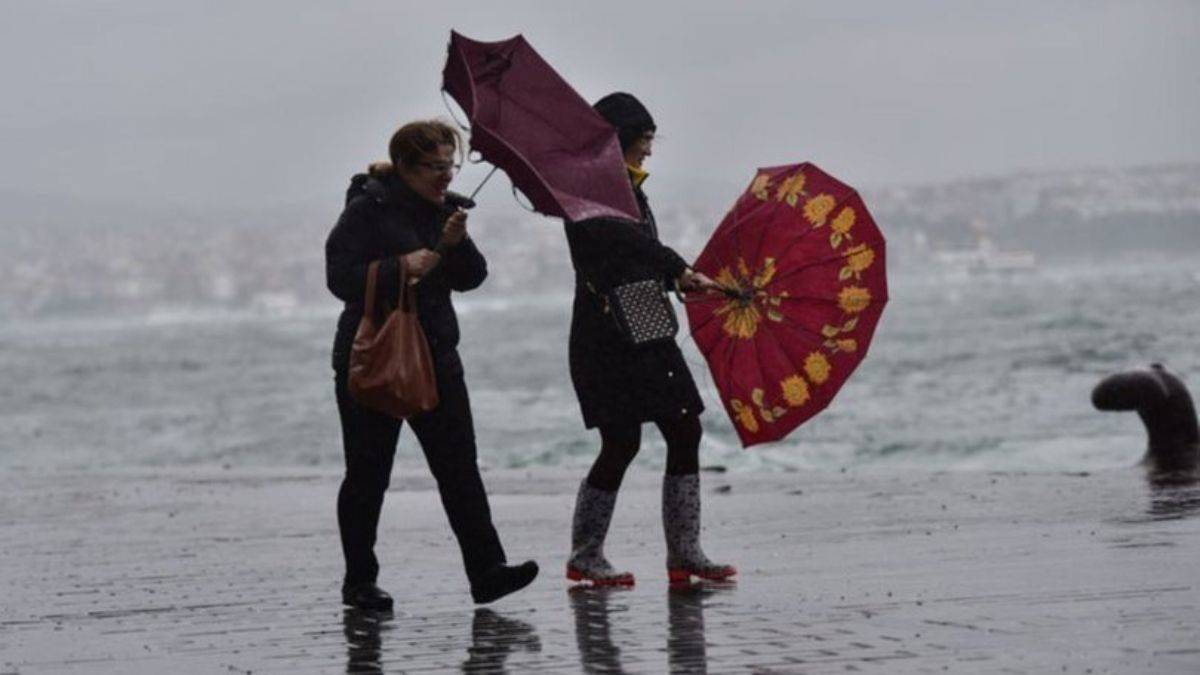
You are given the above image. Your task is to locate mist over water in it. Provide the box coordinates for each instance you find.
[1,2,1197,475]
[2,252,1196,474]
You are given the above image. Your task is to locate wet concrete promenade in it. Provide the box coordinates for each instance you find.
[2,467,1198,673]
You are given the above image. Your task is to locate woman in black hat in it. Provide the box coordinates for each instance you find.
[562,93,737,586]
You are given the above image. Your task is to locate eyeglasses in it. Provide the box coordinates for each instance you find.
[416,160,461,174]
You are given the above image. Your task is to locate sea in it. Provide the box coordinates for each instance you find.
[1,255,1197,475]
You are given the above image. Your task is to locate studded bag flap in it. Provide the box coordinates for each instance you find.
[605,279,679,346]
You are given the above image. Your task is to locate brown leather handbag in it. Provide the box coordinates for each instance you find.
[348,259,439,418]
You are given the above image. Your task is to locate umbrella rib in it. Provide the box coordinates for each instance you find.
[725,196,775,268]
[685,294,842,368]
[764,318,839,426]
[761,308,834,344]
[757,316,807,396]
[745,197,784,274]
[750,315,771,406]
[757,189,858,279]
[698,202,777,284]
[493,90,601,153]
[768,239,886,289]
[699,226,748,279]
[729,202,748,274]
[473,90,631,220]
[683,299,727,346]
[724,318,750,402]
[767,251,850,286]
[760,312,869,419]
[775,293,881,307]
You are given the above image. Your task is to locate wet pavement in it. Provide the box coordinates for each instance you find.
[1,467,1198,673]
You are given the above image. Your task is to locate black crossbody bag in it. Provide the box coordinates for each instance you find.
[587,278,681,346]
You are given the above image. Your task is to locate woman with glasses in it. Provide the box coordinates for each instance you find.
[325,119,537,610]
[563,93,737,586]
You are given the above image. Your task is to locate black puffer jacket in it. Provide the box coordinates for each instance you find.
[325,173,487,371]
[564,180,705,428]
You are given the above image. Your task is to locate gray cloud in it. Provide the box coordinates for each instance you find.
[1,0,1197,211]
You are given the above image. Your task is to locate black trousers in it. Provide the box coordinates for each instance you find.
[335,354,506,588]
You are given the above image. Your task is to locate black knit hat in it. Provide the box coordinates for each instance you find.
[593,92,656,152]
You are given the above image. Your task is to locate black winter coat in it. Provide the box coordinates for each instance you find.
[325,174,487,372]
[564,181,705,428]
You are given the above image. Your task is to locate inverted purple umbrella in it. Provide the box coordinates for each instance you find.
[442,31,641,223]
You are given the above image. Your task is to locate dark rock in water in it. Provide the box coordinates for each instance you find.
[714,484,732,494]
[1092,363,1199,475]
[701,465,728,473]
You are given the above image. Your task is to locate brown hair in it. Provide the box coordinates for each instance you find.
[393,119,461,165]
[368,119,463,179]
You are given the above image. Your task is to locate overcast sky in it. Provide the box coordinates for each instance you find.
[1,1,1197,212]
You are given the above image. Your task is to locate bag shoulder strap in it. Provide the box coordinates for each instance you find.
[365,257,420,318]
[364,260,380,317]
[398,257,416,313]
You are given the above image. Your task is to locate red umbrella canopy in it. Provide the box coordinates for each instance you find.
[685,163,888,448]
[442,31,641,223]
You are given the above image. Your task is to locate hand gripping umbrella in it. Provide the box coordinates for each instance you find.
[685,163,888,448]
[442,31,641,223]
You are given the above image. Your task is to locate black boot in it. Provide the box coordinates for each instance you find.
[470,561,539,604]
[342,583,394,611]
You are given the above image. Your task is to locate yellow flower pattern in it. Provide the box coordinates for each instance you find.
[804,194,835,227]
[716,300,761,340]
[804,352,831,384]
[751,173,772,201]
[774,173,807,206]
[780,375,810,407]
[832,207,856,235]
[722,168,878,437]
[731,399,759,433]
[837,286,871,314]
[830,207,856,248]
[839,244,876,281]
[751,388,788,423]
[714,257,785,340]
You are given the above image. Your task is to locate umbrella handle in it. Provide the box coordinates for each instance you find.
[673,281,741,303]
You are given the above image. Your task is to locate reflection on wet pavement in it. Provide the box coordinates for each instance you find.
[462,608,541,673]
[4,470,1197,673]
[344,607,542,674]
[569,582,735,673]
[570,586,631,673]
[667,583,726,674]
[343,608,391,674]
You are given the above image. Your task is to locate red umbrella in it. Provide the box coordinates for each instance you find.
[685,163,888,448]
[442,31,641,223]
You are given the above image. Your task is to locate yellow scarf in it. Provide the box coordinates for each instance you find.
[626,164,648,189]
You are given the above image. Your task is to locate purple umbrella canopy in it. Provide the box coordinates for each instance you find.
[442,31,641,223]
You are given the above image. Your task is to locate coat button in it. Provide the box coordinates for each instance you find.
[667,370,674,378]
[681,408,688,415]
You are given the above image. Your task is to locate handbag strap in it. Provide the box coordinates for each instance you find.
[365,257,420,318]
[364,260,380,318]
[583,279,611,314]
[398,256,416,314]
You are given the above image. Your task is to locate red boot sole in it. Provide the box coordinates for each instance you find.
[668,566,739,585]
[566,566,636,587]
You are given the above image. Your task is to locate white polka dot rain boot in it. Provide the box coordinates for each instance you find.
[566,480,636,587]
[663,473,737,585]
